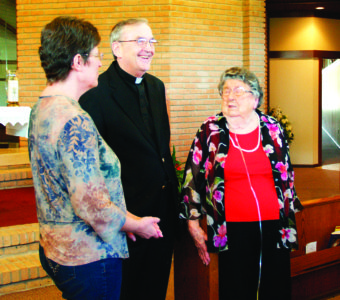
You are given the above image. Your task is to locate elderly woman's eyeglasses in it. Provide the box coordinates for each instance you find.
[118,38,158,48]
[222,86,253,98]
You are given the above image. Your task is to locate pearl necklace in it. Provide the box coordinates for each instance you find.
[229,115,261,153]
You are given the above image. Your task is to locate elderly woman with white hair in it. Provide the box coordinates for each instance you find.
[179,67,303,300]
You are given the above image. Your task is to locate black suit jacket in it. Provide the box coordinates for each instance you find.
[79,62,178,218]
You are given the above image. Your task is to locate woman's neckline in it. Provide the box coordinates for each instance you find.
[227,112,260,134]
[39,95,76,102]
[229,124,261,153]
[229,125,259,136]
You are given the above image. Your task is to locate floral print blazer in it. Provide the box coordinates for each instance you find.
[179,110,303,253]
[29,95,128,266]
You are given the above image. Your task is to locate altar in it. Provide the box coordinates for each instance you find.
[0,106,31,138]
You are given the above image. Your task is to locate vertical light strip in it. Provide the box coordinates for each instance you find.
[322,126,340,149]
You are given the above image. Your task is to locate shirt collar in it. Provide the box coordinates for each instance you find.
[114,61,144,85]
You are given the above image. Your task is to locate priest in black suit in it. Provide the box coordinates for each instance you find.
[79,18,178,300]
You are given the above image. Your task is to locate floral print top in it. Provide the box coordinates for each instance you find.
[28,95,128,266]
[179,110,303,253]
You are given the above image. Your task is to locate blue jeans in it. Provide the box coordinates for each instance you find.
[39,245,122,300]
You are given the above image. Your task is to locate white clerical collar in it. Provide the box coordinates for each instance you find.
[135,77,143,84]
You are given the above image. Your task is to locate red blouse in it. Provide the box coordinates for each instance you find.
[224,126,280,222]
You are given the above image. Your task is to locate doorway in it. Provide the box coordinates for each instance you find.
[321,58,340,168]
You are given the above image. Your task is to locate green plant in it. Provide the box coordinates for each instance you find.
[171,145,185,192]
[268,107,294,145]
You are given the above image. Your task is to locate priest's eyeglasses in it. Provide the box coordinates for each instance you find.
[118,38,158,48]
[222,86,253,98]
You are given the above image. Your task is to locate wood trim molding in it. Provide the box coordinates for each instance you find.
[0,18,16,35]
[0,60,17,65]
[318,58,322,166]
[297,195,340,208]
[293,164,320,168]
[269,50,340,59]
[0,148,29,167]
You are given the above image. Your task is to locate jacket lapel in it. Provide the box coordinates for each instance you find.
[144,76,165,151]
[106,63,157,148]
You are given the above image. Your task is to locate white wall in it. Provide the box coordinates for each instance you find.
[269,17,340,165]
[269,58,319,164]
[270,18,340,51]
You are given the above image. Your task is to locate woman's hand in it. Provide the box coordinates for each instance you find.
[135,217,163,239]
[122,212,163,240]
[188,220,210,265]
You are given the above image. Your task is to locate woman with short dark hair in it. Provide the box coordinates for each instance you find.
[29,16,162,300]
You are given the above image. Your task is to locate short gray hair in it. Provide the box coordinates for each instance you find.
[217,67,263,107]
[110,18,149,60]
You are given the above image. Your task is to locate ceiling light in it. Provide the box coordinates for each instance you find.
[315,7,324,10]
